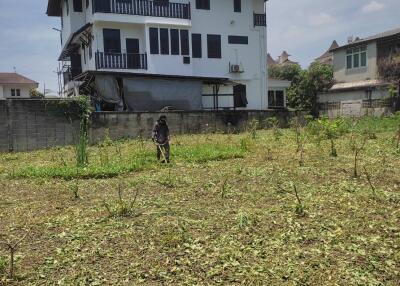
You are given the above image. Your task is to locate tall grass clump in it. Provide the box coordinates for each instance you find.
[75,96,92,167]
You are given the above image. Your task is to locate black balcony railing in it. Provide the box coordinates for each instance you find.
[95,52,148,70]
[93,0,191,20]
[254,13,266,27]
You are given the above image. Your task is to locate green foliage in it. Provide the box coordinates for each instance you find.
[12,140,245,179]
[265,117,283,141]
[103,186,140,218]
[312,117,350,156]
[269,63,302,81]
[29,88,44,98]
[1,116,399,285]
[247,118,259,139]
[0,256,7,275]
[75,97,92,168]
[285,62,334,114]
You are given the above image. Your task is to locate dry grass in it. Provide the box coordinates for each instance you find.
[0,117,399,285]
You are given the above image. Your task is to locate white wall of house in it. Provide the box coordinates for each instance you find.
[1,84,34,98]
[0,85,4,99]
[58,0,267,110]
[333,42,378,83]
[318,87,389,103]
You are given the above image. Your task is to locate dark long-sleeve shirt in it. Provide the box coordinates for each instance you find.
[152,121,169,145]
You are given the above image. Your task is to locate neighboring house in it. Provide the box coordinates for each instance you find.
[314,40,339,65]
[47,0,268,111]
[267,51,296,109]
[318,27,400,117]
[0,73,39,99]
[268,78,290,109]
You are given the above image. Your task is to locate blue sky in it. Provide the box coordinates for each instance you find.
[0,0,399,92]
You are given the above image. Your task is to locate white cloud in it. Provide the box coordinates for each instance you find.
[309,12,336,27]
[362,1,385,13]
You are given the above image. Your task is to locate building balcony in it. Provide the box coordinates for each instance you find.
[95,52,148,70]
[253,13,266,27]
[93,0,191,20]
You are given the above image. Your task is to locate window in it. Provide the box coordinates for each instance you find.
[160,28,170,55]
[183,56,190,64]
[196,0,210,10]
[86,0,89,8]
[73,0,82,12]
[180,30,189,56]
[65,0,69,15]
[11,89,20,97]
[233,84,247,108]
[234,0,241,12]
[228,35,248,45]
[346,46,367,69]
[149,28,159,54]
[170,29,180,55]
[192,33,202,58]
[207,34,221,58]
[268,90,285,108]
[103,29,121,54]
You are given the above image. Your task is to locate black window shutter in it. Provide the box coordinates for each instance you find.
[207,34,221,59]
[180,30,189,55]
[73,0,83,12]
[160,28,170,55]
[192,34,202,58]
[234,0,241,12]
[170,29,180,55]
[233,84,247,108]
[149,28,159,54]
[103,29,121,54]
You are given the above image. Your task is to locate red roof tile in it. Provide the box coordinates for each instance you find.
[0,73,38,85]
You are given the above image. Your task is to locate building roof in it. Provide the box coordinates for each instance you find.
[0,73,38,85]
[268,78,291,88]
[316,41,339,60]
[329,79,389,92]
[331,27,400,52]
[268,51,299,66]
[267,53,278,66]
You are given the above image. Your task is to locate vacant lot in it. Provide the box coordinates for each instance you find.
[0,116,399,285]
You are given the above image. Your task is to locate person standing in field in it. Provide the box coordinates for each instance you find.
[152,115,170,163]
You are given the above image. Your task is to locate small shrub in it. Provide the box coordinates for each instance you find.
[266,117,283,142]
[236,211,250,228]
[247,118,259,139]
[0,255,7,275]
[103,185,141,218]
[349,122,369,178]
[317,117,349,157]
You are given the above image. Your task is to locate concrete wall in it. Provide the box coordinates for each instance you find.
[0,99,292,153]
[333,42,378,83]
[0,99,79,152]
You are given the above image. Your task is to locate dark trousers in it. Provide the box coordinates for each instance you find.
[156,142,170,162]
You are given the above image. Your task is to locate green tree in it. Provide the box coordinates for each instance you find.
[29,88,44,98]
[269,62,334,116]
[269,63,302,82]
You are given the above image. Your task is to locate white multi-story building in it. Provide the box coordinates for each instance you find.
[47,0,267,111]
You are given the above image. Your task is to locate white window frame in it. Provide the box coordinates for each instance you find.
[346,46,367,70]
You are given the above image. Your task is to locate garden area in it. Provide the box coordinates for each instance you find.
[0,115,399,285]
